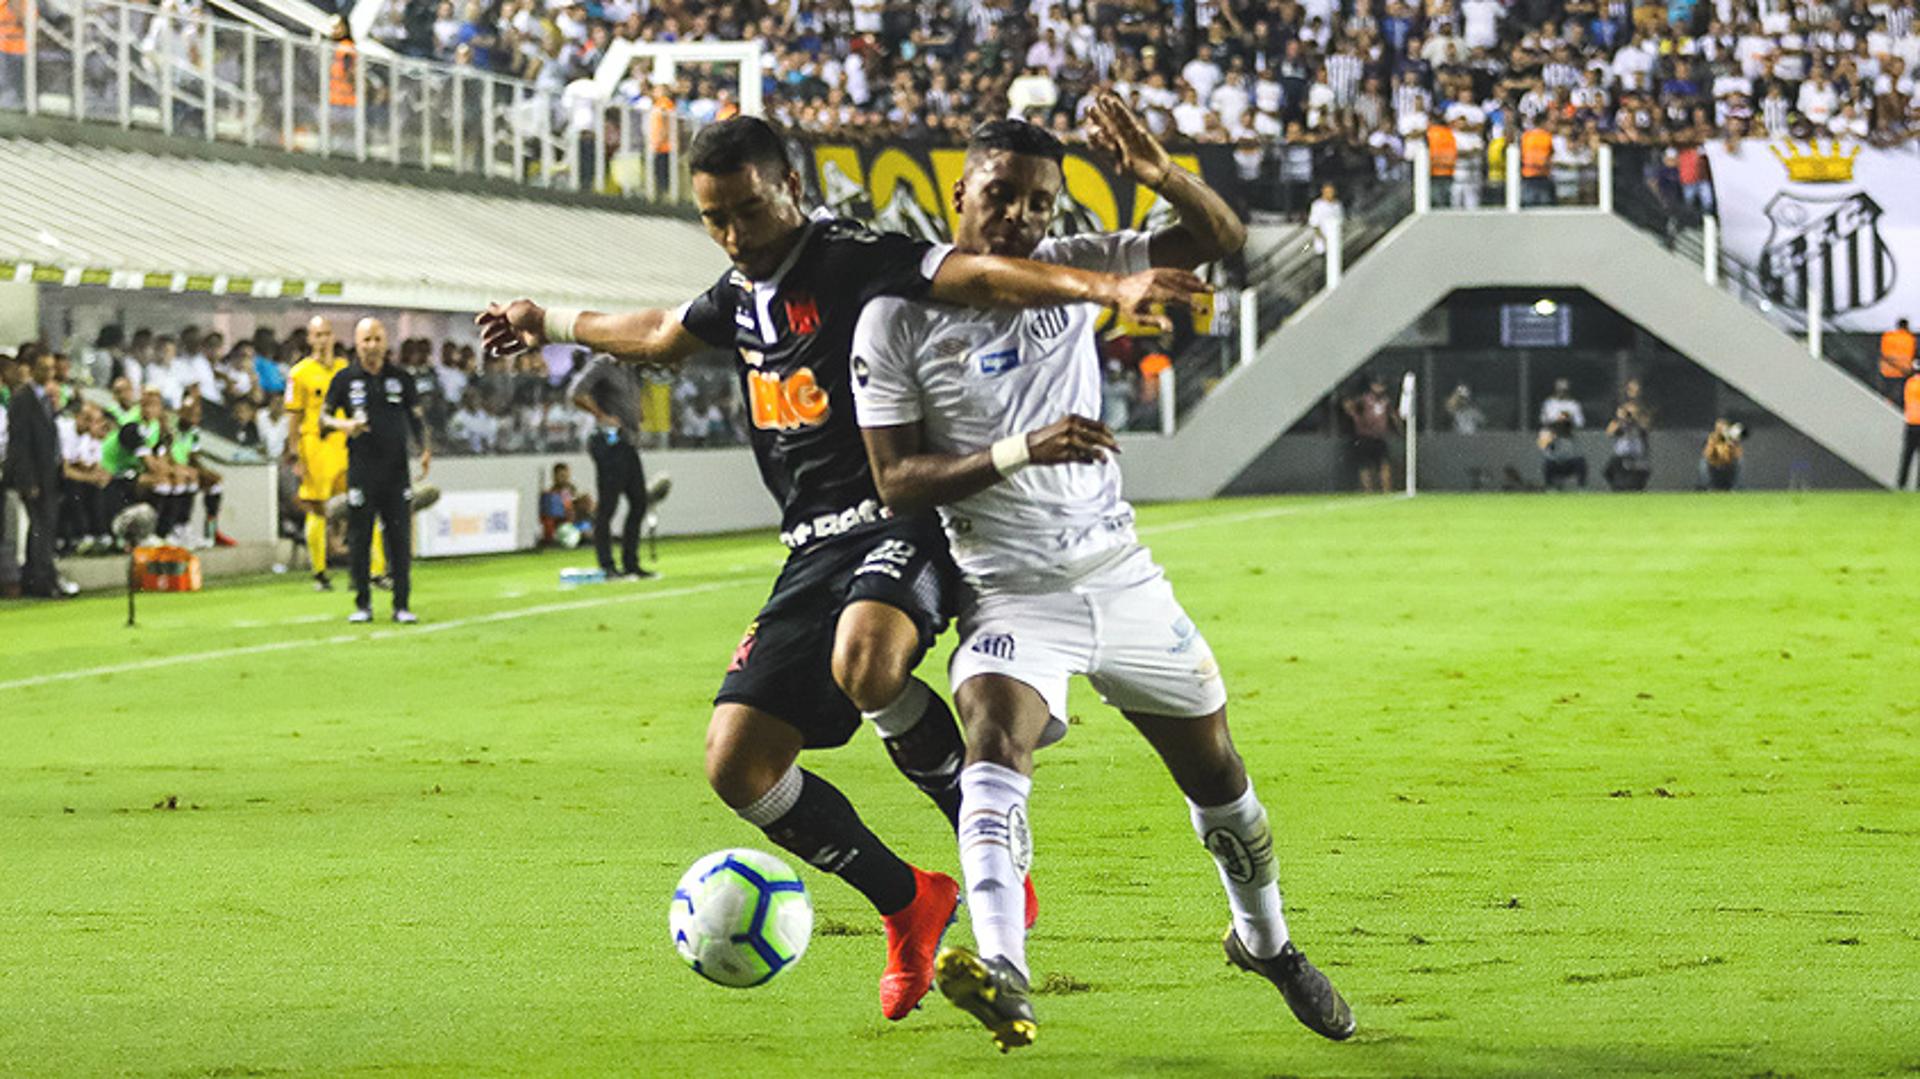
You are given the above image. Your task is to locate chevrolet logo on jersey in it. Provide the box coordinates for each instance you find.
[747,367,830,431]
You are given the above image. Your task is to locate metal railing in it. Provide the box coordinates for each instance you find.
[5,0,700,201]
[1142,167,1414,433]
[1608,147,1890,399]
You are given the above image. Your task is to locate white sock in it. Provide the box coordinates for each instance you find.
[1189,780,1289,959]
[958,762,1032,979]
[861,677,930,737]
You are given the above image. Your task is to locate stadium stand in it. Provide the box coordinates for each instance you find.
[4,0,1918,599]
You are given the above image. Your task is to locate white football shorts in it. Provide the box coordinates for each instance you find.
[948,545,1228,746]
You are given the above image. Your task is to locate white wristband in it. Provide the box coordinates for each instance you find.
[543,306,583,345]
[990,434,1032,478]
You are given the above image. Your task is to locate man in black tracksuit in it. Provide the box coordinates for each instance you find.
[322,317,431,624]
[569,352,653,578]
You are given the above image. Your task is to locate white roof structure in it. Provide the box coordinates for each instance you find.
[0,136,730,313]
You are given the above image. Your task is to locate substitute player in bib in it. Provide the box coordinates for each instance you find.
[852,108,1355,1051]
[286,318,352,591]
[476,116,1208,1021]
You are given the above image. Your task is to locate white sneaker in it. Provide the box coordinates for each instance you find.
[392,609,419,624]
[348,608,373,623]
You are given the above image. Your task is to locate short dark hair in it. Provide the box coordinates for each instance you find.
[967,119,1066,165]
[686,117,794,179]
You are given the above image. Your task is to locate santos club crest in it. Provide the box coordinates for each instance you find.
[1756,192,1895,316]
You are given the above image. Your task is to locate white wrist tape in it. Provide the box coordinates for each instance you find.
[990,434,1032,478]
[543,306,583,344]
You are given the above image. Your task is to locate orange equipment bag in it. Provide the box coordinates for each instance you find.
[132,546,203,593]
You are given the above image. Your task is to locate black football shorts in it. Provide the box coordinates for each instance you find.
[714,516,954,748]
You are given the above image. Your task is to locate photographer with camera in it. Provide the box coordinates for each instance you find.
[1700,419,1744,491]
[1603,401,1652,491]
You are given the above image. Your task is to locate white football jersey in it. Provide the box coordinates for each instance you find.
[852,230,1152,588]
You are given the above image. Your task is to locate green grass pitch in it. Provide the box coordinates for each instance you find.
[2,493,1917,1077]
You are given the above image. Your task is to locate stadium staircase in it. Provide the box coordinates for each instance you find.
[1120,206,1906,498]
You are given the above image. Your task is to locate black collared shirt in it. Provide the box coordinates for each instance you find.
[678,217,949,545]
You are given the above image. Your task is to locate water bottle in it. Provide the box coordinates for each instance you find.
[559,567,606,588]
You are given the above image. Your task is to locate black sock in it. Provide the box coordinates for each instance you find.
[879,684,965,831]
[204,486,222,530]
[739,767,918,916]
[155,492,179,534]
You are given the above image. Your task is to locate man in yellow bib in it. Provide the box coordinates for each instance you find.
[285,316,383,589]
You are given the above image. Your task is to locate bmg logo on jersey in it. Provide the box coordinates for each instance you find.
[747,367,830,431]
[974,348,1022,377]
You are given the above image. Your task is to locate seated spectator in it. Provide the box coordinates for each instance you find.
[539,462,586,546]
[448,390,500,453]
[1539,378,1586,427]
[60,403,114,554]
[1446,383,1486,433]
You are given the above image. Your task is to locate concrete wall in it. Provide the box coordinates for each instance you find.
[0,280,37,345]
[427,447,775,547]
[1221,428,1876,494]
[1120,211,1907,499]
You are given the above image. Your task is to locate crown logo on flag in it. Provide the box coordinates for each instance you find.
[1769,140,1859,184]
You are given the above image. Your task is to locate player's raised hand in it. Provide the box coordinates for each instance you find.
[1026,414,1119,467]
[1087,92,1173,188]
[476,300,545,359]
[1108,268,1208,333]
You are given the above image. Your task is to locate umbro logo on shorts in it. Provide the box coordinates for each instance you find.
[970,633,1016,661]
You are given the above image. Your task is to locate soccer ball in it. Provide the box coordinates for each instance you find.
[670,848,813,988]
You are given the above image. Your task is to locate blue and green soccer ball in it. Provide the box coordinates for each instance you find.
[670,849,813,988]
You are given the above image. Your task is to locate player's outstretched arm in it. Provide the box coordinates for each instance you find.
[862,416,1118,514]
[1086,91,1246,270]
[927,258,1206,333]
[476,300,702,367]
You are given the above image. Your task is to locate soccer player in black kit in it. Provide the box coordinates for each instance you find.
[322,317,432,625]
[476,116,1205,1019]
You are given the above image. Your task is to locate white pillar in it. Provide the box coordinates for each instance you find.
[740,41,764,116]
[1400,371,1417,496]
[1325,214,1344,290]
[1238,289,1257,367]
[1703,215,1720,286]
[1412,141,1431,214]
[1806,255,1824,359]
[1159,367,1177,437]
[1505,144,1521,212]
[1597,143,1614,213]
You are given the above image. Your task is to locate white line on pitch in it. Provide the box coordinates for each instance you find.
[0,578,760,694]
[4,498,1400,695]
[1139,493,1411,535]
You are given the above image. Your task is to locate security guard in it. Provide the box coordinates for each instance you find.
[322,317,431,624]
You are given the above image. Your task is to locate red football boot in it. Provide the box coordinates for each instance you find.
[1024,873,1038,930]
[879,868,961,1020]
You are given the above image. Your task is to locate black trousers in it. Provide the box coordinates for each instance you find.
[20,484,61,595]
[589,436,649,573]
[62,481,106,541]
[1544,457,1588,488]
[348,477,412,610]
[1901,426,1920,490]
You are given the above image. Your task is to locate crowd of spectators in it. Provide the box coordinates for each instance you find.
[351,0,1920,212]
[30,322,755,459]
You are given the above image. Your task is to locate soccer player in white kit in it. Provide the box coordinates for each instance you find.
[851,102,1356,1052]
